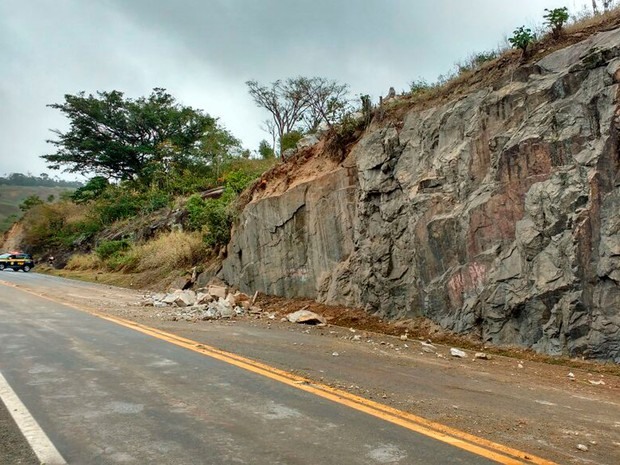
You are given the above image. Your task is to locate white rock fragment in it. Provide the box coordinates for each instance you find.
[450,348,467,358]
[588,379,605,385]
[287,309,327,325]
[420,342,436,353]
[576,444,589,452]
[474,352,491,360]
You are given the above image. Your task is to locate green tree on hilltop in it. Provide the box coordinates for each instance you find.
[43,88,236,187]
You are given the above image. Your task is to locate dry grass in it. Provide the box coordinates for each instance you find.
[65,253,101,271]
[133,230,207,273]
[64,230,207,277]
[45,230,211,289]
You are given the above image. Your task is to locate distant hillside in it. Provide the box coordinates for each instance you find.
[0,185,74,233]
[0,173,82,188]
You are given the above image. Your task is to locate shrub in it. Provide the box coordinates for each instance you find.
[544,7,569,39]
[95,239,130,260]
[19,195,44,212]
[94,189,143,224]
[508,26,535,56]
[20,201,96,251]
[201,197,233,247]
[186,194,209,231]
[104,249,139,272]
[71,176,109,203]
[258,140,275,159]
[223,170,256,194]
[185,192,235,248]
[456,51,499,73]
[142,190,171,213]
[409,78,433,96]
[21,203,65,249]
[281,131,304,152]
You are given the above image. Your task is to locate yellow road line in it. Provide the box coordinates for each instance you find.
[1,279,558,465]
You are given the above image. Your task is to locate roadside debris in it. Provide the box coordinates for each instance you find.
[576,444,589,452]
[420,342,437,353]
[474,352,491,360]
[450,348,467,358]
[287,309,327,325]
[143,285,259,321]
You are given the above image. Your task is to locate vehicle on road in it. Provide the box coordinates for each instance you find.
[0,253,35,272]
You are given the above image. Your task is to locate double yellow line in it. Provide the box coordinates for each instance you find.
[2,279,557,465]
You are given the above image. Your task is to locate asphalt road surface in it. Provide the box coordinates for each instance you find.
[0,273,517,465]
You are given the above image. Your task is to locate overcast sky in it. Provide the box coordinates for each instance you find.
[0,0,593,179]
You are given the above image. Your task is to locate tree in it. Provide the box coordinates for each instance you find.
[43,88,217,185]
[300,77,350,131]
[246,78,313,158]
[544,7,569,39]
[246,77,350,157]
[189,122,241,180]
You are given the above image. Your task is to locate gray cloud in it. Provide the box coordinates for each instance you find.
[0,0,591,178]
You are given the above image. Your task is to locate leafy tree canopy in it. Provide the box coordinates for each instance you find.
[42,88,238,187]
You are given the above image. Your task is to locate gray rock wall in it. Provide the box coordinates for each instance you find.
[223,28,620,361]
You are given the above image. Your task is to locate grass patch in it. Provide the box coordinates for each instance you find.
[65,253,102,271]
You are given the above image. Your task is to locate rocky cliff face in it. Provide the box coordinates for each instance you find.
[223,28,620,362]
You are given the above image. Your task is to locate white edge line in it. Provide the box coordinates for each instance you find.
[0,371,66,465]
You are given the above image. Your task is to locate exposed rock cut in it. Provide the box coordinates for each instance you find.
[223,28,620,362]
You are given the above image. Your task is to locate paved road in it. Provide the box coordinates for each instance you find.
[0,274,508,465]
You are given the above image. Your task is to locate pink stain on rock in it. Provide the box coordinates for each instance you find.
[447,262,487,307]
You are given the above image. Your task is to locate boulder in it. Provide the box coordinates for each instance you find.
[287,310,327,325]
[177,290,197,307]
[196,292,213,305]
[225,293,237,306]
[297,133,320,150]
[208,298,234,318]
[208,285,228,300]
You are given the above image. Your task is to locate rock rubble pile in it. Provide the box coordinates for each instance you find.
[143,284,262,321]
